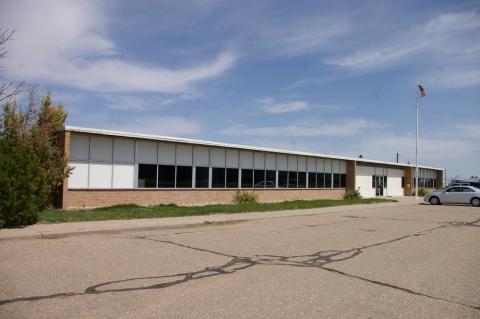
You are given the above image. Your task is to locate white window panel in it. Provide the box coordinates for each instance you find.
[176,144,193,166]
[90,136,113,162]
[339,161,347,174]
[157,142,175,165]
[194,146,209,166]
[70,133,89,161]
[316,158,325,173]
[113,138,134,163]
[253,152,265,169]
[265,153,276,170]
[112,164,134,188]
[307,157,316,172]
[89,163,112,188]
[332,160,340,173]
[277,154,288,170]
[68,162,88,188]
[226,149,239,168]
[324,159,332,173]
[211,147,226,167]
[298,156,306,172]
[137,140,157,164]
[288,155,297,171]
[239,151,253,169]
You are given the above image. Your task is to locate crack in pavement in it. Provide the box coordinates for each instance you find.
[1,219,479,311]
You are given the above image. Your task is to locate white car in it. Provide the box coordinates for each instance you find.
[424,186,480,207]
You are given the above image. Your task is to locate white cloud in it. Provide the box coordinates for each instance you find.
[1,0,235,93]
[423,68,480,89]
[325,11,480,73]
[108,116,202,137]
[258,97,309,113]
[219,119,377,137]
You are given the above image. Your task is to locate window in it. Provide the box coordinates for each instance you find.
[176,166,192,188]
[265,170,276,188]
[384,176,388,188]
[333,173,341,188]
[278,171,288,188]
[308,172,316,188]
[401,176,405,188]
[298,172,306,188]
[288,171,297,188]
[212,167,226,188]
[158,165,175,188]
[195,167,209,188]
[340,174,346,188]
[325,173,332,188]
[317,173,325,188]
[138,164,157,188]
[241,169,253,188]
[372,175,376,188]
[254,170,265,188]
[226,168,239,188]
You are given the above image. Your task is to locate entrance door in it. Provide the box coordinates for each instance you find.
[375,176,384,196]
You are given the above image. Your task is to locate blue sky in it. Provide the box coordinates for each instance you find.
[1,0,479,179]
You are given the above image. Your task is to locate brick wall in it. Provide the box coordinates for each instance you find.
[64,189,346,209]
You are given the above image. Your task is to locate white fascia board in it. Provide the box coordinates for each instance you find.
[63,126,443,171]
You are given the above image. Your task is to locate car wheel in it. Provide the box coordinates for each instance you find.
[429,196,440,205]
[471,197,480,207]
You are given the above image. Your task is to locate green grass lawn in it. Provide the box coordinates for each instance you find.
[39,198,396,223]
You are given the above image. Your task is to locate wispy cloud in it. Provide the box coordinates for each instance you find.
[257,97,309,114]
[219,119,378,137]
[324,11,480,74]
[1,0,235,93]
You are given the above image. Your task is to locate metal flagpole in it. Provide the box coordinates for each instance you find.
[415,80,419,199]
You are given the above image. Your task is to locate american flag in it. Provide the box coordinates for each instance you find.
[418,85,427,97]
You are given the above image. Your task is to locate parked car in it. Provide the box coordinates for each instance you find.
[424,186,480,207]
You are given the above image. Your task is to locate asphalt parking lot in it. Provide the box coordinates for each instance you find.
[1,203,479,318]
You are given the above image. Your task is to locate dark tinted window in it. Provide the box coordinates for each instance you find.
[288,172,297,188]
[401,176,405,188]
[265,170,276,188]
[340,174,347,188]
[308,172,316,188]
[241,169,253,188]
[254,170,265,188]
[298,172,306,188]
[158,165,175,188]
[138,164,157,188]
[226,168,239,188]
[212,168,225,188]
[325,173,332,188]
[333,173,341,188]
[278,171,288,188]
[317,173,325,188]
[195,167,209,188]
[176,166,192,188]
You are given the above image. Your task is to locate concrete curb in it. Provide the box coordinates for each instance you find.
[0,200,419,241]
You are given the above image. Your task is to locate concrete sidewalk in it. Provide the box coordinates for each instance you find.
[0,198,420,241]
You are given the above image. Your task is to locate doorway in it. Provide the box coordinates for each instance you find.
[373,175,386,196]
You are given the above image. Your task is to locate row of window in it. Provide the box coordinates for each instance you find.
[413,178,436,188]
[138,164,347,189]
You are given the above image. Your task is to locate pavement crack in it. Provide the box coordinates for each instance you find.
[1,218,479,311]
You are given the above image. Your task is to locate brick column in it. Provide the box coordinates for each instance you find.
[57,130,70,209]
[346,160,356,192]
[404,167,413,196]
[436,170,443,189]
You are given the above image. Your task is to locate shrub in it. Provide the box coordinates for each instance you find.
[0,138,48,227]
[418,188,427,196]
[233,190,258,204]
[344,188,362,200]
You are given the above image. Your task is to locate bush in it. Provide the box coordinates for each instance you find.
[418,188,427,196]
[233,190,258,204]
[0,139,48,228]
[344,188,362,200]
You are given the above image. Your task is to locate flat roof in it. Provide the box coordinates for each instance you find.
[63,125,443,171]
